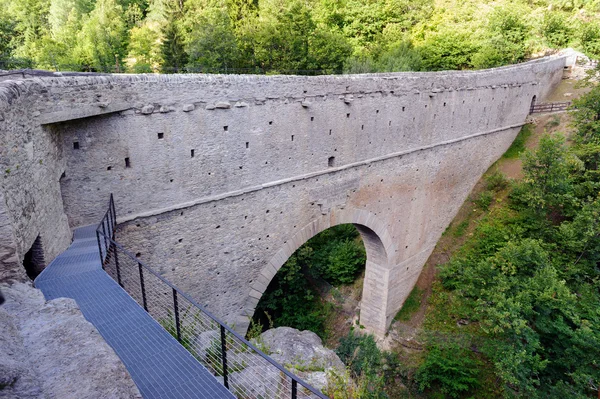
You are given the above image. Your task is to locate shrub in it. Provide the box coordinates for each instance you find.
[474,190,494,211]
[485,171,508,191]
[416,340,480,398]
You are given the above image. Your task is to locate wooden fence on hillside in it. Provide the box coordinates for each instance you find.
[530,101,572,114]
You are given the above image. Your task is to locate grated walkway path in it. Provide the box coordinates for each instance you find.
[35,225,234,399]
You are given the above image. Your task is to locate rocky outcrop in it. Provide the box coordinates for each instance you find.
[226,326,348,395]
[0,283,141,399]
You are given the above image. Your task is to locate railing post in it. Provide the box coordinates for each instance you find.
[173,289,181,342]
[107,209,113,239]
[101,221,108,261]
[220,325,229,389]
[138,263,148,311]
[113,240,122,287]
[96,230,105,270]
[292,379,297,399]
[110,194,116,238]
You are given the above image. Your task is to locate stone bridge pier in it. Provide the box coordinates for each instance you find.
[0,54,571,337]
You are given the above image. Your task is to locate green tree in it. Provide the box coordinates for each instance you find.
[78,0,128,71]
[418,28,477,71]
[126,23,161,72]
[183,4,239,71]
[542,12,572,48]
[472,4,529,68]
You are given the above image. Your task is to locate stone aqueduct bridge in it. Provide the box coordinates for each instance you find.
[0,55,567,336]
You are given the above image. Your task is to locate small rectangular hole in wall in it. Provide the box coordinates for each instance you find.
[125,157,130,168]
[329,129,332,135]
[328,156,335,167]
[361,125,364,130]
[269,121,273,125]
[191,149,195,158]
[245,142,249,149]
[346,113,350,118]
[223,126,228,131]
[402,106,405,112]
[157,132,164,139]
[73,141,80,150]
[310,117,314,121]
[291,135,294,141]
[107,166,112,171]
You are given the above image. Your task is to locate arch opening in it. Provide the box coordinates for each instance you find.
[530,95,537,114]
[249,224,368,341]
[243,209,393,339]
[23,235,45,280]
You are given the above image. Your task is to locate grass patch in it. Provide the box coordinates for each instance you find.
[502,124,533,159]
[545,115,561,129]
[452,220,469,238]
[394,286,424,322]
[485,171,508,191]
[473,190,494,211]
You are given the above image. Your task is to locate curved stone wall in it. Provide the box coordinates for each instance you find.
[0,55,566,334]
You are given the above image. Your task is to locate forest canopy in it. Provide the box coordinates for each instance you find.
[0,0,599,74]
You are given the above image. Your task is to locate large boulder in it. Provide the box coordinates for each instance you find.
[0,283,141,399]
[226,326,348,395]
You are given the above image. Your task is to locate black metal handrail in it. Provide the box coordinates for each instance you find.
[96,195,329,399]
[96,193,116,263]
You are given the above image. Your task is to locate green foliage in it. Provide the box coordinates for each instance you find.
[78,0,128,71]
[503,123,533,159]
[546,114,562,129]
[452,220,469,237]
[485,171,508,191]
[579,21,600,58]
[253,224,365,338]
[542,12,572,48]
[416,339,480,398]
[474,190,494,211]
[418,28,477,71]
[394,286,423,321]
[430,89,600,397]
[337,330,382,377]
[1,0,599,72]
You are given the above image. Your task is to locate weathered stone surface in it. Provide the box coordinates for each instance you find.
[182,103,195,112]
[0,283,141,399]
[141,105,154,114]
[0,54,569,336]
[260,327,345,373]
[215,101,231,109]
[222,327,349,397]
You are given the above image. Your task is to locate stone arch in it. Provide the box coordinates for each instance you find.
[239,208,396,336]
[530,95,537,114]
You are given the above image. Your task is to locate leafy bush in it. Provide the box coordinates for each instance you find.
[416,339,480,398]
[336,330,382,377]
[474,190,494,210]
[485,171,508,191]
[541,12,572,48]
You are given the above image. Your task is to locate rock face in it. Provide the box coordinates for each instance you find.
[0,283,141,399]
[231,326,347,395]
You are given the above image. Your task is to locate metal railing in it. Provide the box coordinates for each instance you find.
[95,195,328,399]
[529,101,571,114]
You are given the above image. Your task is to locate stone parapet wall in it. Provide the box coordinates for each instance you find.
[0,55,566,333]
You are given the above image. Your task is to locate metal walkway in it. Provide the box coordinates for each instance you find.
[35,225,234,399]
